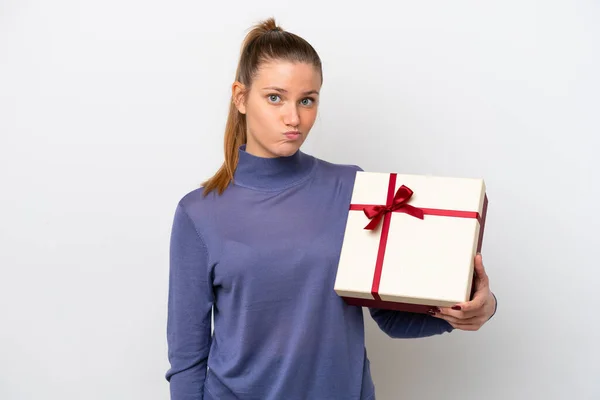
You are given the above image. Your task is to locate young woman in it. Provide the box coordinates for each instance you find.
[166,18,497,400]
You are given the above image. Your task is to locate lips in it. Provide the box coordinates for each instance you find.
[284,130,301,140]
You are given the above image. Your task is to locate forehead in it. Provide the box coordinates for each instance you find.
[253,61,321,91]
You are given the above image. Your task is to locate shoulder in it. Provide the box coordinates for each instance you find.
[177,186,205,208]
[316,158,363,172]
[312,155,364,180]
[173,186,222,224]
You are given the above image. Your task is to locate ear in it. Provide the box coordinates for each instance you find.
[231,81,247,114]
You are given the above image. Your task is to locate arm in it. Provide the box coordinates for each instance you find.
[165,204,213,400]
[368,308,454,339]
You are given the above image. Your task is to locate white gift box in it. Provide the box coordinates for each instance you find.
[334,171,488,313]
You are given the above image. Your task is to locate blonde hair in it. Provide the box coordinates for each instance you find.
[202,17,323,196]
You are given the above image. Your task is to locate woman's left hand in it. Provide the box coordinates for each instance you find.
[432,253,497,331]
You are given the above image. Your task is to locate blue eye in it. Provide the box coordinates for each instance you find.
[301,98,315,106]
[268,94,281,103]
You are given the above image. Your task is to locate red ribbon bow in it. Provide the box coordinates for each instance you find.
[362,185,424,230]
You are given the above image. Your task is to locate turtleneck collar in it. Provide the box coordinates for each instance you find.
[232,144,317,191]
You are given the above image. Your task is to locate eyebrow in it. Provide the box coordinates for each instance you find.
[261,86,319,96]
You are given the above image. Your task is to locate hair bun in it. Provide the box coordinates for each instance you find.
[257,17,283,33]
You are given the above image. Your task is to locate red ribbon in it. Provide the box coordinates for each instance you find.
[362,184,424,230]
[348,173,487,303]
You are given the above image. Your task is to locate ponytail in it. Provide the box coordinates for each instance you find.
[202,17,322,196]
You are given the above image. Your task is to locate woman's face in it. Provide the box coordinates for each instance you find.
[233,60,321,158]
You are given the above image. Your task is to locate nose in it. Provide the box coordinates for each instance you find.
[282,103,300,128]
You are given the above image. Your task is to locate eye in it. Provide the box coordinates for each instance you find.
[300,98,315,107]
[267,94,281,103]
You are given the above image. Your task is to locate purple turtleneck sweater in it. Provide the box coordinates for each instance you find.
[165,145,453,400]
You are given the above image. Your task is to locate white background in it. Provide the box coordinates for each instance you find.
[1,1,599,399]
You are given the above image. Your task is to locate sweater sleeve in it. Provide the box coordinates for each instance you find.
[165,203,213,400]
[368,308,454,338]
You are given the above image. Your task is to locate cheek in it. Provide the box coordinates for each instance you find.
[247,101,271,128]
[301,108,318,126]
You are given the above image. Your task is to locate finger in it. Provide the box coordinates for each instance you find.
[433,310,485,329]
[437,307,479,319]
[474,253,488,283]
[447,289,488,314]
[434,311,481,325]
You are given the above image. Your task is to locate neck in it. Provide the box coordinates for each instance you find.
[232,144,316,191]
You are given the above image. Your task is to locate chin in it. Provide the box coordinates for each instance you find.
[272,141,303,157]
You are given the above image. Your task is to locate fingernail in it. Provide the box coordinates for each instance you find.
[452,305,462,311]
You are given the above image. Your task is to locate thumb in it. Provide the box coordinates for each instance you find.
[474,253,489,286]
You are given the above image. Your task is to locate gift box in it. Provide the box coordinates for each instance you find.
[334,171,488,314]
